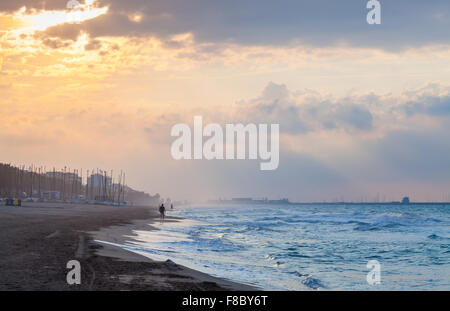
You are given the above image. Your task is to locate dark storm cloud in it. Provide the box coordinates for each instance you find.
[5,0,448,49]
[93,0,450,49]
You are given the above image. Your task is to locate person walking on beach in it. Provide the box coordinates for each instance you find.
[159,203,166,223]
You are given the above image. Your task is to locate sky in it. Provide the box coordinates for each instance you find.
[1,0,450,202]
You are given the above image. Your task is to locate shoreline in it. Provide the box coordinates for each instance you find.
[0,202,256,291]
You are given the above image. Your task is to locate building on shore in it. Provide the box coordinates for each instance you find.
[1,163,159,206]
[401,197,410,204]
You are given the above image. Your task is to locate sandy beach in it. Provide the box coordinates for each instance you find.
[0,202,255,291]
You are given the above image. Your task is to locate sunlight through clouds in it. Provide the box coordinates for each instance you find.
[2,0,108,33]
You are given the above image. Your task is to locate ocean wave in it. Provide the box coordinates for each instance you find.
[286,211,442,227]
[354,223,399,231]
[427,234,450,240]
[211,211,442,233]
[264,254,276,261]
[288,271,325,290]
[353,213,443,231]
[151,235,240,253]
[230,223,284,233]
[286,251,311,258]
[134,204,450,290]
[204,211,444,234]
[301,275,325,290]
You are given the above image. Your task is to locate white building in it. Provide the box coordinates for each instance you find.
[87,173,112,188]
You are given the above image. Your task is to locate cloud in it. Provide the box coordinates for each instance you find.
[334,104,373,130]
[84,38,102,50]
[41,37,72,49]
[144,82,448,141]
[4,1,449,50]
[404,95,450,117]
[237,82,373,134]
[91,0,450,50]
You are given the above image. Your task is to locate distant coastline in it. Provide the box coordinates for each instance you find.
[207,197,450,206]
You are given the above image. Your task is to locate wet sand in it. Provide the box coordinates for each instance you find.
[0,202,255,291]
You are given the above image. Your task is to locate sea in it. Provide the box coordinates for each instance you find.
[114,203,450,290]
